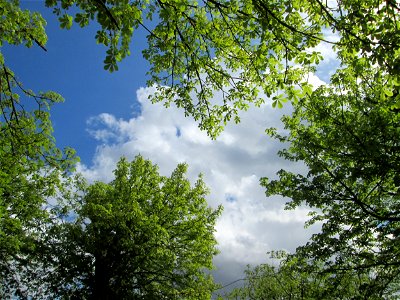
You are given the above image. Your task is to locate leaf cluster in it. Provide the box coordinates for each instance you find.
[225,251,399,300]
[0,1,78,295]
[40,0,400,137]
[43,0,330,137]
[36,156,222,299]
[262,58,400,297]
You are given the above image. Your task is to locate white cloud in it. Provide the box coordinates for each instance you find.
[80,85,321,290]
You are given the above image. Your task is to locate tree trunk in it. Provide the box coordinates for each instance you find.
[92,253,112,300]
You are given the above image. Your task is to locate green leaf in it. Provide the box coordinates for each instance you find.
[43,156,221,298]
[384,88,393,97]
[59,14,73,29]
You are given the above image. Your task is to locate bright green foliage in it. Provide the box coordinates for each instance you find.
[0,0,77,296]
[0,0,47,50]
[225,251,398,300]
[34,0,314,136]
[5,0,399,136]
[256,1,400,298]
[0,65,77,296]
[261,56,400,297]
[42,0,400,137]
[3,0,400,297]
[38,156,222,299]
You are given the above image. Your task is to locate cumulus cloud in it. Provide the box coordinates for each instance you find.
[309,29,341,82]
[77,84,326,291]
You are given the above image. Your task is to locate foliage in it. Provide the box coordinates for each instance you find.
[0,1,78,297]
[225,251,399,300]
[42,0,400,137]
[3,0,400,297]
[261,57,400,297]
[35,156,222,299]
[254,1,400,298]
[0,0,47,50]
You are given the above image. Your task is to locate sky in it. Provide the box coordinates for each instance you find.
[4,1,339,295]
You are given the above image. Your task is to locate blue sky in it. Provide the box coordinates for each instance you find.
[4,1,149,164]
[4,1,339,293]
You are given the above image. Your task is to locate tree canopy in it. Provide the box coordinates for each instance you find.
[225,251,400,300]
[2,0,400,298]
[42,0,400,136]
[0,1,77,295]
[33,156,222,299]
[261,59,400,296]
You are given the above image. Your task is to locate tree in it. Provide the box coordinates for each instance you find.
[261,58,400,297]
[3,1,399,141]
[42,0,400,137]
[3,0,400,297]
[34,156,222,299]
[0,2,77,296]
[226,251,327,300]
[0,64,77,298]
[225,251,398,300]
